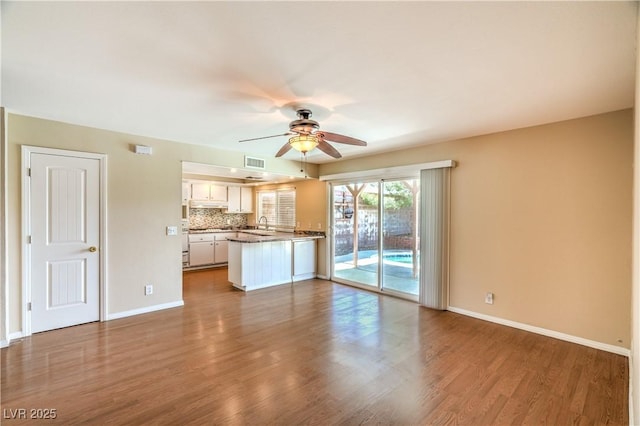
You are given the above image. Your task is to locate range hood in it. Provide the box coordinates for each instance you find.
[190,200,228,209]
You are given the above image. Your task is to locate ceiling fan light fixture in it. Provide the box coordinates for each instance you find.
[289,134,319,153]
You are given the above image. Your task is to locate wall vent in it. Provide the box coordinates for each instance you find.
[244,156,265,169]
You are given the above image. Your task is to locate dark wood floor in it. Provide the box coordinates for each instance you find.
[1,268,629,424]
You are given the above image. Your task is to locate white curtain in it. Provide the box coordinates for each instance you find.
[419,167,451,309]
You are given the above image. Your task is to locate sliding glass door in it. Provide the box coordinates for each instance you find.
[332,182,379,288]
[381,179,420,296]
[331,178,420,299]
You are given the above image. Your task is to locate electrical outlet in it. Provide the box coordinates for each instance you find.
[145,284,153,296]
[485,292,494,304]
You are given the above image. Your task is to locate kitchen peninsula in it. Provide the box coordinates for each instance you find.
[227,231,324,291]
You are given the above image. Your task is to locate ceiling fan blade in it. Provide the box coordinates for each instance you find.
[318,131,367,146]
[275,142,293,157]
[239,132,293,143]
[317,139,342,159]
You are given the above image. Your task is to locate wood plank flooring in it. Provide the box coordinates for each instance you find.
[1,268,629,424]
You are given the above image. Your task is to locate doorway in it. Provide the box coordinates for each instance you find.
[331,177,420,300]
[22,146,106,334]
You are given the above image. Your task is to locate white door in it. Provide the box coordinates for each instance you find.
[28,151,101,333]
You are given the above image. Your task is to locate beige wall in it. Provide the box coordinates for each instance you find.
[292,178,328,232]
[1,108,6,344]
[6,114,309,334]
[290,178,328,277]
[320,109,633,348]
[632,6,640,422]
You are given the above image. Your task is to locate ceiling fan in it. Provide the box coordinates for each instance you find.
[239,108,367,159]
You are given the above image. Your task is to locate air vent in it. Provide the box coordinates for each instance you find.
[244,156,265,170]
[245,176,264,181]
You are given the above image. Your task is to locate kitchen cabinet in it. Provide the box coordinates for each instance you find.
[188,234,214,266]
[191,183,227,201]
[214,240,229,263]
[187,232,235,268]
[210,184,228,201]
[182,181,191,205]
[227,186,253,213]
[190,183,209,200]
[240,187,253,212]
[214,232,235,263]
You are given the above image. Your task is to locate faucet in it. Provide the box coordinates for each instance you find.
[258,216,268,230]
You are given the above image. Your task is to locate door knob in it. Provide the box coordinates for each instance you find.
[88,246,97,252]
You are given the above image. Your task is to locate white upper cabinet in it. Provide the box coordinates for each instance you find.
[210,184,228,202]
[181,181,191,205]
[191,183,210,200]
[240,187,253,213]
[227,186,253,213]
[191,183,228,201]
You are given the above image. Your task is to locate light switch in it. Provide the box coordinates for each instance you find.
[166,226,178,236]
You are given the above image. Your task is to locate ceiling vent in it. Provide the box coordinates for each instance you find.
[245,176,264,181]
[244,156,265,170]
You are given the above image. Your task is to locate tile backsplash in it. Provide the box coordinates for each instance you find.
[189,208,249,229]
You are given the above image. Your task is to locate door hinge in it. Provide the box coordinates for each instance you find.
[27,235,32,244]
[27,168,31,177]
[27,302,32,311]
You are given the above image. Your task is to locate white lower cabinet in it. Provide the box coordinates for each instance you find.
[188,232,235,267]
[189,234,214,266]
[214,240,229,263]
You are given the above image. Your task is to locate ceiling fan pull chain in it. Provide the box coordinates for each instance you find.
[300,152,309,178]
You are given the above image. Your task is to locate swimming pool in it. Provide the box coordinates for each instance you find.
[383,252,417,264]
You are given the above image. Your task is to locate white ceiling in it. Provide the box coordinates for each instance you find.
[2,1,637,166]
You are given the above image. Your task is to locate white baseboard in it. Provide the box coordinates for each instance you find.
[447,306,630,357]
[1,303,184,346]
[106,300,184,321]
[8,331,23,341]
[2,331,25,347]
[629,353,634,426]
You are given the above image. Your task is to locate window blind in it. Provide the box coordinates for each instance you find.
[419,167,451,310]
[257,189,296,228]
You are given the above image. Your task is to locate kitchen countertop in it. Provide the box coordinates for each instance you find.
[227,230,325,243]
[189,228,237,234]
[189,228,325,240]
